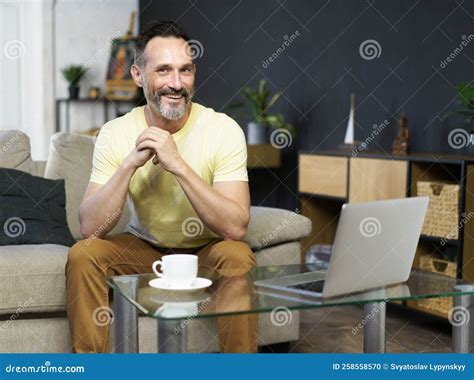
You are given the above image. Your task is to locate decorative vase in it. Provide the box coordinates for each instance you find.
[247,122,267,144]
[344,93,355,145]
[68,85,80,100]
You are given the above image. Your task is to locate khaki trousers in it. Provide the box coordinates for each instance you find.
[65,233,257,353]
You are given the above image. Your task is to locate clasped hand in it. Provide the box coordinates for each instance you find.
[128,127,185,174]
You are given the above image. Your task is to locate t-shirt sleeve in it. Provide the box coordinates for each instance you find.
[212,119,248,183]
[89,127,120,185]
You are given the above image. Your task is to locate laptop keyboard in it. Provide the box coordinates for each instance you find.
[288,280,325,293]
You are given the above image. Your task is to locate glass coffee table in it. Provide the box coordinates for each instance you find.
[107,263,474,353]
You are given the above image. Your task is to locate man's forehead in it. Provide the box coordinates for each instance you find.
[144,36,193,64]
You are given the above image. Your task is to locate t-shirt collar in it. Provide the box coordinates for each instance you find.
[139,102,197,140]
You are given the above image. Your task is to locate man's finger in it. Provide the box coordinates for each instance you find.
[135,132,165,147]
[136,140,157,152]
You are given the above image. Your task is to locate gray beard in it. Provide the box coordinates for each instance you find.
[157,99,187,120]
[144,84,193,121]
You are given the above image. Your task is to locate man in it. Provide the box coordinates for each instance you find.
[66,21,257,353]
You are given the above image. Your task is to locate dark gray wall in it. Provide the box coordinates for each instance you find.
[139,0,473,209]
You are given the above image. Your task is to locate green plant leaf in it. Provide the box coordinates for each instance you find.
[61,64,88,85]
[236,78,296,135]
[267,91,282,110]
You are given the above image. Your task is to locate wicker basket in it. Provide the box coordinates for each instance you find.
[412,266,456,318]
[418,255,457,278]
[417,181,460,239]
[417,296,452,317]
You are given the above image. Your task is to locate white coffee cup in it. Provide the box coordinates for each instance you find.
[152,254,198,288]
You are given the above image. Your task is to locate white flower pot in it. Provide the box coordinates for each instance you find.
[247,122,267,144]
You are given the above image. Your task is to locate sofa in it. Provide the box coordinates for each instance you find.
[0,130,312,353]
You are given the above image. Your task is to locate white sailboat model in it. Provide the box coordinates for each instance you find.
[344,94,355,144]
[340,93,360,149]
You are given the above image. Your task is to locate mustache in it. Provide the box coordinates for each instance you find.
[155,88,190,98]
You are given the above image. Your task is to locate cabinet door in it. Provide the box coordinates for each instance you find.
[349,158,407,202]
[299,154,348,198]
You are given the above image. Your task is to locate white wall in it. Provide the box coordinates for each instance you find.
[54,0,138,133]
[0,0,138,160]
[0,0,54,160]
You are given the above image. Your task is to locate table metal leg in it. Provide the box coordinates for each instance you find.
[363,301,386,353]
[113,276,139,353]
[452,285,474,353]
[158,319,187,353]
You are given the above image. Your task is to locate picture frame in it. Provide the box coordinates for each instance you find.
[105,37,138,100]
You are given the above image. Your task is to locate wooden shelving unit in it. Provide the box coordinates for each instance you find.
[298,150,474,319]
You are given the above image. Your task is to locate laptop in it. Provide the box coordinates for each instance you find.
[254,196,429,298]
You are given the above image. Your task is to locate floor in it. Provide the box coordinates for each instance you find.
[290,305,453,353]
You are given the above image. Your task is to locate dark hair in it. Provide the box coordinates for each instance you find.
[134,21,190,67]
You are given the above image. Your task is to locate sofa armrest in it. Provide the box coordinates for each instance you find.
[30,161,47,177]
[244,206,312,250]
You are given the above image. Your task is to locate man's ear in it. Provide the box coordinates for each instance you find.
[130,64,144,88]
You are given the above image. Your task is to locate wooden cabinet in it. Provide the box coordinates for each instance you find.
[298,150,474,319]
[349,158,407,202]
[247,144,281,169]
[299,154,348,198]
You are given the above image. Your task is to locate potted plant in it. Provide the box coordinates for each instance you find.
[61,64,88,99]
[443,82,474,152]
[230,79,294,144]
[452,82,474,126]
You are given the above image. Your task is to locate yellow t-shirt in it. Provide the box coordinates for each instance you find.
[89,102,248,248]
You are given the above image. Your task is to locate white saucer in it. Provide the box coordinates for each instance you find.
[149,277,212,292]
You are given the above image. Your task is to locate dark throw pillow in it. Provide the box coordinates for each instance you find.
[0,168,76,246]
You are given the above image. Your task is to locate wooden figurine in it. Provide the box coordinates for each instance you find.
[392,112,409,155]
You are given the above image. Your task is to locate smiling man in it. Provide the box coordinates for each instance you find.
[65,21,257,353]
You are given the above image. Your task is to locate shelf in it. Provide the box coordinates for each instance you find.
[298,150,474,320]
[300,149,474,164]
[56,97,136,103]
[247,144,281,169]
[299,192,346,203]
[419,234,458,246]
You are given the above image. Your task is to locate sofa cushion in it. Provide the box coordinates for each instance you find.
[44,132,131,240]
[245,207,312,250]
[0,244,69,314]
[0,168,75,247]
[0,130,34,174]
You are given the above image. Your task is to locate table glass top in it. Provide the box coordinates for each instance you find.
[107,263,474,320]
